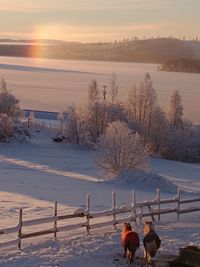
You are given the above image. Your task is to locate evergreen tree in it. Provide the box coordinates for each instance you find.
[169,90,183,129]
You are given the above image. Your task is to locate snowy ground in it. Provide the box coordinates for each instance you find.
[0,126,199,266]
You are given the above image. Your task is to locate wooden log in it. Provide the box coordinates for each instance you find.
[57,213,85,220]
[22,229,55,239]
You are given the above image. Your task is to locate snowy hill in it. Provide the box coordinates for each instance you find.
[0,127,199,266]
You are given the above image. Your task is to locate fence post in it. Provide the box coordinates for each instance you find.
[140,206,143,225]
[18,209,23,250]
[112,191,117,229]
[86,194,90,234]
[177,188,181,219]
[157,188,161,221]
[132,190,137,222]
[54,201,58,239]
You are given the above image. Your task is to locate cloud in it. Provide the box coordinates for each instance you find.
[0,31,29,39]
[0,0,197,42]
[0,21,161,42]
[0,1,44,12]
[9,22,160,42]
[0,0,186,12]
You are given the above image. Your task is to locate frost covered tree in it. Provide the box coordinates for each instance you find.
[95,121,147,176]
[126,73,157,139]
[105,102,127,124]
[83,79,108,144]
[161,121,200,163]
[0,78,21,141]
[65,104,85,144]
[147,106,167,153]
[169,90,183,129]
[0,78,20,118]
[109,73,118,104]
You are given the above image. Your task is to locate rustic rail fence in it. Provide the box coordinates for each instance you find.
[0,188,199,250]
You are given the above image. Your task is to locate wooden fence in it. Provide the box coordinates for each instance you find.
[0,188,199,250]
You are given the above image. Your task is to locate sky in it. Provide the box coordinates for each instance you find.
[0,0,199,43]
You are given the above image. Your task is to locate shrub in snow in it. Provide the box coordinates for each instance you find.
[12,124,31,143]
[0,115,30,143]
[161,124,200,163]
[95,121,148,176]
[0,113,14,140]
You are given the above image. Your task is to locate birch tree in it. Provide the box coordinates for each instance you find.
[126,73,157,139]
[83,79,107,144]
[109,73,118,104]
[65,104,85,144]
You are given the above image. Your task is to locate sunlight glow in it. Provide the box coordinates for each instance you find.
[0,0,199,42]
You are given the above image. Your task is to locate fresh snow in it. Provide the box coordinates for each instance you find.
[0,127,199,266]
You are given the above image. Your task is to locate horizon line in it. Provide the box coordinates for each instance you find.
[0,35,199,44]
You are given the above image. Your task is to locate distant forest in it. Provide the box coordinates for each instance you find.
[0,38,200,67]
[159,58,200,73]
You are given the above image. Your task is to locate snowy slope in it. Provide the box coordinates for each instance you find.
[0,127,199,266]
[150,157,200,193]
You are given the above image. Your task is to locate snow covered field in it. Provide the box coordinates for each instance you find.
[0,127,199,266]
[0,56,200,124]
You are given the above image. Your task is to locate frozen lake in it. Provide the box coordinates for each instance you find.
[0,56,200,124]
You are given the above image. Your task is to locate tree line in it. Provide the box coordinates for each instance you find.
[62,73,200,175]
[1,74,200,176]
[160,58,200,73]
[0,38,197,63]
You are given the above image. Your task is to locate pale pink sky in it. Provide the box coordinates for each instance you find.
[0,0,199,42]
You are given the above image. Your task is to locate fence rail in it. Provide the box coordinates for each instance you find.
[0,188,199,250]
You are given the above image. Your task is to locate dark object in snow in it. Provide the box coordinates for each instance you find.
[162,246,200,267]
[178,246,200,267]
[52,137,63,142]
[152,254,178,267]
[52,135,66,142]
